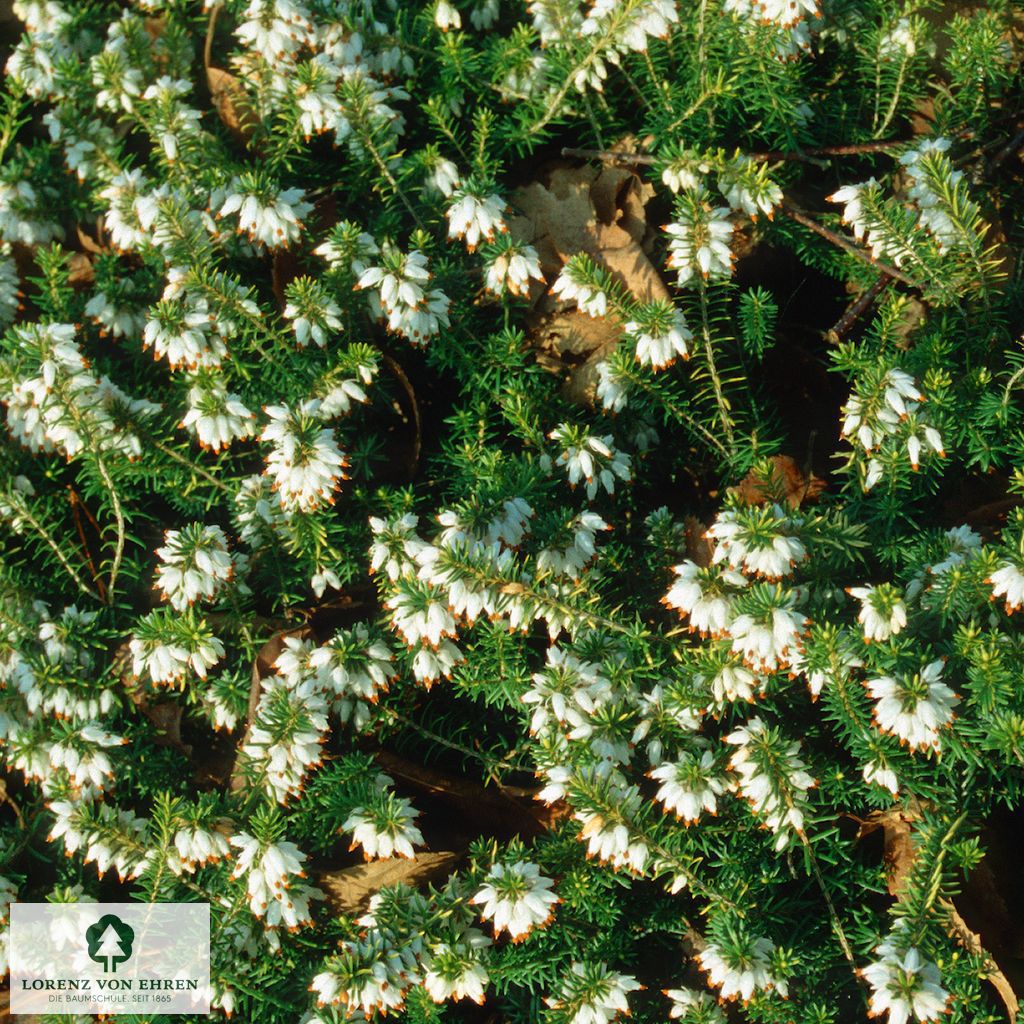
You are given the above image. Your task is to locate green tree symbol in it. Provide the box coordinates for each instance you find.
[86,915,135,973]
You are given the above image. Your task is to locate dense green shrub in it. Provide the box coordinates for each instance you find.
[1,0,1023,1022]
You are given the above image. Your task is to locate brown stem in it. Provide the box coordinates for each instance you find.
[780,200,920,289]
[560,139,906,166]
[989,125,1024,173]
[825,275,894,345]
[204,2,222,70]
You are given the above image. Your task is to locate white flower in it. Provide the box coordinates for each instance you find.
[906,422,944,470]
[626,310,692,369]
[230,832,318,931]
[576,788,649,873]
[863,758,899,796]
[862,937,949,1024]
[471,860,559,940]
[344,797,424,859]
[446,190,507,250]
[650,750,727,823]
[262,402,349,512]
[284,294,343,348]
[698,936,787,1002]
[412,639,464,685]
[726,717,814,849]
[358,245,451,345]
[155,524,234,611]
[369,514,429,581]
[182,376,255,451]
[318,371,374,419]
[0,243,19,325]
[867,660,959,751]
[665,201,734,286]
[549,425,632,500]
[666,987,726,1022]
[827,180,877,242]
[484,242,543,297]
[545,962,641,1024]
[129,622,225,685]
[435,0,462,29]
[729,603,805,674]
[470,0,500,29]
[144,301,226,370]
[219,179,312,249]
[386,580,459,646]
[990,563,1024,613]
[427,158,461,197]
[235,0,313,61]
[551,263,608,317]
[173,825,231,872]
[663,560,747,636]
[717,158,782,219]
[929,525,981,576]
[701,660,763,704]
[537,512,610,579]
[596,361,629,413]
[848,585,908,642]
[422,931,491,1003]
[708,504,806,580]
[243,676,328,804]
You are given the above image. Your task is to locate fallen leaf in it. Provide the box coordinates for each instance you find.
[684,515,714,567]
[75,224,105,254]
[316,851,460,916]
[67,252,94,288]
[207,67,256,146]
[728,454,825,509]
[509,152,668,404]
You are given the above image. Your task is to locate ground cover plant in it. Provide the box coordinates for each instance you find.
[1,0,1024,1022]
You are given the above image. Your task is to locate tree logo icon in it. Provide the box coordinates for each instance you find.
[86,914,135,973]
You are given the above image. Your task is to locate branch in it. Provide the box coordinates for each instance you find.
[825,275,894,345]
[779,200,920,289]
[561,139,906,166]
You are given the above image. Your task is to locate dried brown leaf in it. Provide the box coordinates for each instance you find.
[75,224,105,255]
[728,455,826,510]
[510,158,667,403]
[317,851,460,917]
[684,515,714,568]
[67,252,94,288]
[207,67,256,145]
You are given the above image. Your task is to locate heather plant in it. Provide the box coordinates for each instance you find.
[0,1,1023,1023]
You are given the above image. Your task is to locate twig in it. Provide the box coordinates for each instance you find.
[989,125,1024,173]
[560,140,906,167]
[67,485,107,602]
[780,200,920,288]
[751,140,906,162]
[204,2,222,71]
[152,438,234,494]
[7,493,102,602]
[825,275,894,344]
[382,355,422,481]
[561,147,655,165]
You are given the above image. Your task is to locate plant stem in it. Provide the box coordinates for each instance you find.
[696,276,735,451]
